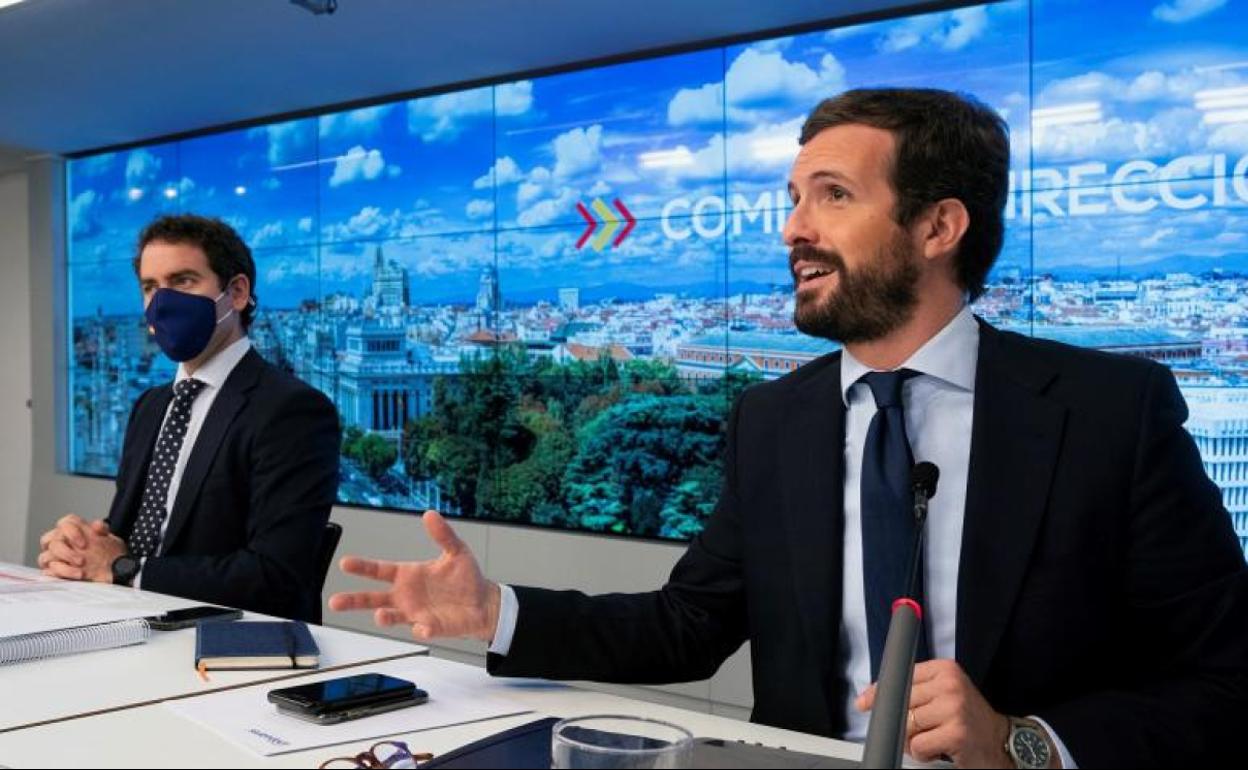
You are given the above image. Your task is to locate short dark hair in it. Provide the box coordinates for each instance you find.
[133,214,258,328]
[799,88,1009,301]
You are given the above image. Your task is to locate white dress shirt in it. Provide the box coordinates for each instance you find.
[134,336,252,586]
[491,307,1074,765]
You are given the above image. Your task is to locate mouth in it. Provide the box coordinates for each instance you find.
[793,262,838,291]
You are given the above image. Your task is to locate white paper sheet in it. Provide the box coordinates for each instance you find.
[0,562,198,637]
[163,656,533,756]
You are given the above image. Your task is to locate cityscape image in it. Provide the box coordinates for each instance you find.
[66,0,1248,553]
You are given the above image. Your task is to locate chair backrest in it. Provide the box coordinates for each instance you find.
[316,522,343,592]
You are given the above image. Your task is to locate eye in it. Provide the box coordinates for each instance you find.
[828,185,849,201]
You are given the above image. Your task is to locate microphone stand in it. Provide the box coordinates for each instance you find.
[861,471,935,769]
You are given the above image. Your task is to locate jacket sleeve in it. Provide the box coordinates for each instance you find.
[1036,364,1248,766]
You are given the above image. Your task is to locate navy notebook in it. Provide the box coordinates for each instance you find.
[194,621,320,670]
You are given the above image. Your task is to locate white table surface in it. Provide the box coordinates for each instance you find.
[0,569,426,733]
[0,654,866,768]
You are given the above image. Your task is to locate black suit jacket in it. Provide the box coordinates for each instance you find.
[488,320,1248,766]
[106,348,341,623]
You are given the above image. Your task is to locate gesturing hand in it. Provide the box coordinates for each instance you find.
[328,510,502,643]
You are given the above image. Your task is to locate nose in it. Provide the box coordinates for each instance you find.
[782,200,816,249]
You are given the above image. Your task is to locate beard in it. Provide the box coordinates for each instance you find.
[790,232,921,344]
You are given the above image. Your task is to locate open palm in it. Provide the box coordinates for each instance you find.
[328,510,501,642]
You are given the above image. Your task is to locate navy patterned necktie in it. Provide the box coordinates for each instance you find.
[128,378,207,559]
[859,369,930,680]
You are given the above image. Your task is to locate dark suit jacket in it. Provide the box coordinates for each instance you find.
[488,320,1248,766]
[106,348,341,623]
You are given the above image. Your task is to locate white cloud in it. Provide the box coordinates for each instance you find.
[587,180,611,197]
[1140,227,1177,248]
[298,217,313,234]
[878,7,989,53]
[77,154,115,177]
[407,88,491,142]
[124,149,162,188]
[496,81,534,115]
[325,206,398,241]
[466,199,495,220]
[387,165,402,179]
[253,121,314,166]
[319,105,395,140]
[553,125,603,179]
[1152,0,1226,23]
[69,190,99,237]
[473,156,523,189]
[667,47,845,127]
[727,47,845,108]
[825,25,871,42]
[1039,67,1245,107]
[1208,122,1248,153]
[329,146,387,187]
[407,82,532,143]
[251,221,286,247]
[667,82,723,127]
[941,7,988,51]
[517,187,578,227]
[517,179,546,208]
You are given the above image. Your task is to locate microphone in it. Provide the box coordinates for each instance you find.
[861,462,940,769]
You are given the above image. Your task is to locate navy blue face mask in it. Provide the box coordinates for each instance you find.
[144,287,235,362]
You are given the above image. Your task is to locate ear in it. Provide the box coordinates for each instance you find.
[228,274,252,312]
[918,198,970,264]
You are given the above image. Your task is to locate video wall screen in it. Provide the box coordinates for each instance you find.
[66,0,1248,553]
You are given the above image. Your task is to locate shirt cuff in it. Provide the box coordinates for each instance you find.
[132,557,146,590]
[1029,715,1077,769]
[487,583,518,656]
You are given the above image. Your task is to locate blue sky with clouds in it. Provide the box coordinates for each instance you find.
[67,0,1248,319]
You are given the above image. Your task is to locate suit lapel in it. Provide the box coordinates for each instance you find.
[957,323,1066,686]
[161,350,263,552]
[114,387,174,536]
[782,357,846,683]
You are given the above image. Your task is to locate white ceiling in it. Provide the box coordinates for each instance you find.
[0,0,941,157]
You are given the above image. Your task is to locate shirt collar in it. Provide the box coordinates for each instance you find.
[175,336,252,392]
[839,306,979,407]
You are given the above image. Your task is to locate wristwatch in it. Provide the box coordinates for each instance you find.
[1005,717,1054,769]
[111,553,140,587]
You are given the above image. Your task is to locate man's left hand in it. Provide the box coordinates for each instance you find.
[38,518,128,584]
[856,658,1011,768]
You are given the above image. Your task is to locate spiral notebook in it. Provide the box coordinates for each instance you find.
[0,617,152,666]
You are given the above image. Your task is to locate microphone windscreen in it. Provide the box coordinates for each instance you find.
[911,461,940,499]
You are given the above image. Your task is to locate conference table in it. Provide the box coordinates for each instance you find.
[0,565,867,768]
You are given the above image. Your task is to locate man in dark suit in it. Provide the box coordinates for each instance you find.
[329,89,1247,766]
[39,215,340,623]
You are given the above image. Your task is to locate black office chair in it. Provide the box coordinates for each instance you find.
[316,522,343,593]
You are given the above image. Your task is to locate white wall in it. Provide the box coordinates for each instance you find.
[21,160,755,718]
[0,169,32,564]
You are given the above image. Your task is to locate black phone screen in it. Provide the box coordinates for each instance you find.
[159,606,239,623]
[270,673,417,712]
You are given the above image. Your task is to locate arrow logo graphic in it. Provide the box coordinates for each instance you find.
[575,197,636,251]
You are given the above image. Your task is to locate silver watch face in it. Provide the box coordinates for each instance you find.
[1012,726,1051,769]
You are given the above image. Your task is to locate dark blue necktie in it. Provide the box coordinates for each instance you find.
[860,369,930,681]
[128,378,206,559]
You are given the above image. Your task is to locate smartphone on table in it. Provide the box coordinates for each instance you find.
[267,673,428,725]
[147,605,243,631]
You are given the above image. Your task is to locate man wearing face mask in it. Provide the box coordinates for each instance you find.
[38,214,340,623]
